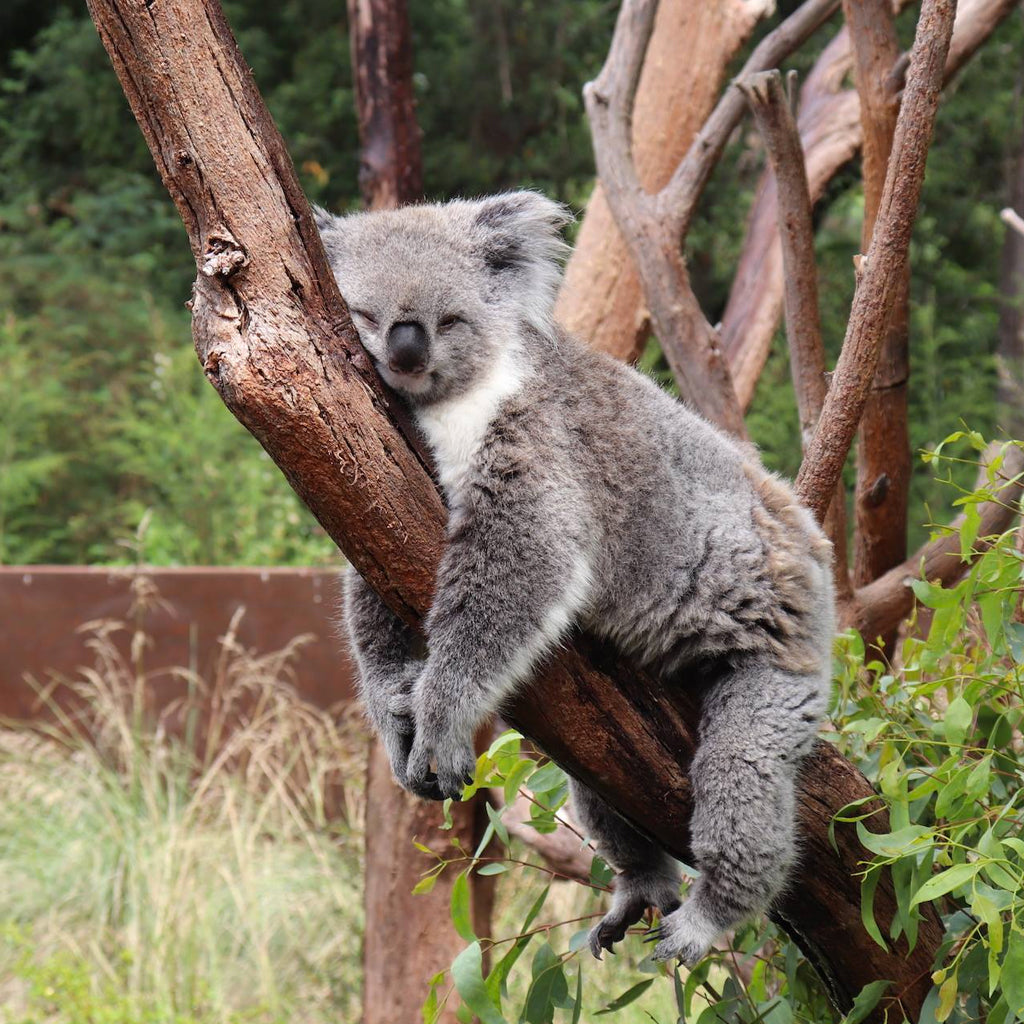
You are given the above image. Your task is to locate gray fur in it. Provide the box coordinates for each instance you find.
[324,191,835,965]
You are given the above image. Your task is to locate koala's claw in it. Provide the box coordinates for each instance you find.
[406,735,476,802]
[647,903,716,966]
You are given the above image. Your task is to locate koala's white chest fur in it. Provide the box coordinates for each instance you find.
[414,346,527,494]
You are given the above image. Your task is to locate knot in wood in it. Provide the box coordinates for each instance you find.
[865,473,891,508]
[201,233,249,279]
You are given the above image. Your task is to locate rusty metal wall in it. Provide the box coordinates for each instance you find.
[0,566,357,720]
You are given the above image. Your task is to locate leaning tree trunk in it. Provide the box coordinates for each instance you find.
[346,4,492,1022]
[84,0,947,1017]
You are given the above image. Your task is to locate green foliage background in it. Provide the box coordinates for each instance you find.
[0,0,1021,566]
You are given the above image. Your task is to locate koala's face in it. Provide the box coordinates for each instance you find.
[315,192,570,405]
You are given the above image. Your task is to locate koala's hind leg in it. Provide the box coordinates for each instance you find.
[342,567,423,789]
[650,659,828,965]
[569,778,681,959]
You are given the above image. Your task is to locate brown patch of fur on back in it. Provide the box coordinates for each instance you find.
[743,463,832,673]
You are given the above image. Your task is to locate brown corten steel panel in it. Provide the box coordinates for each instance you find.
[0,566,357,720]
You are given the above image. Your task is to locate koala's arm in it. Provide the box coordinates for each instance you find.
[407,493,591,800]
[342,567,422,787]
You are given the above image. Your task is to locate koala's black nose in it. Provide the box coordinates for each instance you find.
[386,321,430,374]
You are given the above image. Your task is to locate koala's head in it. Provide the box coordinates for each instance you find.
[315,191,571,405]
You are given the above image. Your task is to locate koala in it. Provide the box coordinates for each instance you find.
[318,191,835,966]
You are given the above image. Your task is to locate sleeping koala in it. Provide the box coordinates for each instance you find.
[318,192,834,965]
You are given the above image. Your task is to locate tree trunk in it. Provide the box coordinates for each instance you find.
[85,0,945,1017]
[843,0,912,609]
[347,5,488,1021]
[555,0,769,360]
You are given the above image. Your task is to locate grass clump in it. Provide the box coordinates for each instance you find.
[0,592,366,1024]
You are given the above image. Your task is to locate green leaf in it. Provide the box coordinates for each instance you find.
[523,943,563,1024]
[422,969,447,1024]
[528,762,567,796]
[503,757,536,806]
[1002,931,1024,1018]
[413,872,439,896]
[452,942,508,1024]
[451,872,475,942]
[477,863,508,876]
[856,822,933,858]
[571,966,583,1024]
[959,502,981,560]
[860,866,888,950]
[843,980,891,1024]
[594,979,655,1015]
[911,863,982,907]
[936,973,958,1023]
[944,696,973,746]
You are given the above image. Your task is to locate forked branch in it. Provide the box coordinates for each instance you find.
[584,0,840,437]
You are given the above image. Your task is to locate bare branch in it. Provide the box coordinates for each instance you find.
[555,0,772,362]
[723,0,1015,411]
[659,0,841,236]
[1002,207,1024,239]
[739,69,852,602]
[584,0,744,435]
[795,0,960,524]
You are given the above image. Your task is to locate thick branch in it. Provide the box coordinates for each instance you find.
[843,0,912,603]
[739,70,852,603]
[795,0,959,524]
[86,0,942,1014]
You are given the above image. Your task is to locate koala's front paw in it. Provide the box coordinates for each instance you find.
[379,712,416,788]
[405,730,476,802]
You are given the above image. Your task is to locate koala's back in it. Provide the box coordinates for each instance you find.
[507,330,834,680]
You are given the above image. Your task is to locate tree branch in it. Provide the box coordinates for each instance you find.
[843,0,912,612]
[794,0,960,524]
[86,0,943,1014]
[738,70,853,603]
[722,0,1016,411]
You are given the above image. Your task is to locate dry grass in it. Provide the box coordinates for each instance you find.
[0,596,367,1024]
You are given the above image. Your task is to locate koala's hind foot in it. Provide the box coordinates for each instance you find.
[589,867,681,959]
[646,900,721,966]
[568,778,682,958]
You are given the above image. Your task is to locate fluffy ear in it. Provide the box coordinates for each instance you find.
[471,191,572,275]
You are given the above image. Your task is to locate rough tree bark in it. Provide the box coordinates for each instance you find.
[795,0,957,525]
[347,5,487,1022]
[85,0,949,1017]
[843,0,912,609]
[554,0,772,360]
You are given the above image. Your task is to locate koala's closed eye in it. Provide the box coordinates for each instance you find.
[352,309,379,329]
[438,314,464,333]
